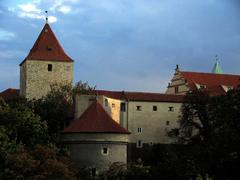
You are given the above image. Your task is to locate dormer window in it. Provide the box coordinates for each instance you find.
[221,85,233,92]
[48,64,52,71]
[196,83,206,90]
[46,46,52,51]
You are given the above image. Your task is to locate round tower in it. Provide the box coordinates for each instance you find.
[62,100,130,172]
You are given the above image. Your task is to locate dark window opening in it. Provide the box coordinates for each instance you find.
[120,103,126,112]
[48,64,52,71]
[103,147,108,154]
[175,86,179,93]
[137,127,142,133]
[136,106,142,111]
[105,99,108,106]
[137,140,143,148]
[168,106,174,112]
[153,106,157,111]
[166,121,170,125]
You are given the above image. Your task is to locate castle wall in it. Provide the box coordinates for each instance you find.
[63,133,129,171]
[127,101,181,144]
[20,60,73,99]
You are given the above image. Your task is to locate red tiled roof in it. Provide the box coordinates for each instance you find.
[20,23,73,65]
[180,71,240,95]
[63,101,130,134]
[92,90,184,102]
[0,88,20,100]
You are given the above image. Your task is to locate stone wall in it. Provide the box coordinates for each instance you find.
[20,60,73,99]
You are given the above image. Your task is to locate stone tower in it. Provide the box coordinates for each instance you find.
[20,23,74,99]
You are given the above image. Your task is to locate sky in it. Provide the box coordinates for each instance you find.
[0,0,240,93]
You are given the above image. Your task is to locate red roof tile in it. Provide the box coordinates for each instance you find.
[180,71,240,95]
[0,88,20,100]
[92,90,184,102]
[20,23,73,65]
[63,101,130,134]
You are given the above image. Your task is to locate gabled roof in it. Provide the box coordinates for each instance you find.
[93,90,184,102]
[63,101,130,134]
[0,88,20,100]
[180,71,240,95]
[20,23,73,65]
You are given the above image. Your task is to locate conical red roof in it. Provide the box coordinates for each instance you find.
[63,101,130,134]
[20,23,73,65]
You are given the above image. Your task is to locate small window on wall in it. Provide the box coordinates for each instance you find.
[168,106,174,112]
[112,103,115,108]
[101,147,109,155]
[105,99,108,107]
[153,106,157,111]
[166,121,170,126]
[175,86,179,93]
[137,127,142,133]
[120,103,126,112]
[136,140,143,148]
[48,64,52,71]
[136,106,142,111]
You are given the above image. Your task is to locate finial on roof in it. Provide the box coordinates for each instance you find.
[175,64,180,71]
[212,55,223,74]
[45,10,48,24]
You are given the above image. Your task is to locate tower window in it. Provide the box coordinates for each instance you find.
[168,106,174,112]
[48,64,52,71]
[153,106,157,111]
[136,140,143,148]
[101,147,109,155]
[166,121,170,125]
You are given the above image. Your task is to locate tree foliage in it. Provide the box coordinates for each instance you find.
[170,87,240,179]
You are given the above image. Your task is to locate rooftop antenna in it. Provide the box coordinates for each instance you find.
[45,10,48,24]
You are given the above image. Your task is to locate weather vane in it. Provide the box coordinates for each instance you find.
[215,54,218,62]
[45,10,48,24]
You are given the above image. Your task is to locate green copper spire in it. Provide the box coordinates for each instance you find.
[212,55,223,74]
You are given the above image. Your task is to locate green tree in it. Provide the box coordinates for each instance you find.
[171,87,240,179]
[3,145,76,180]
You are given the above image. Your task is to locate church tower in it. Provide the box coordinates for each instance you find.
[20,23,74,99]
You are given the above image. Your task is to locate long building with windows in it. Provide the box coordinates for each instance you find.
[1,22,240,171]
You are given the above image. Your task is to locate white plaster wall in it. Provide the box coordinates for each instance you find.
[127,101,182,144]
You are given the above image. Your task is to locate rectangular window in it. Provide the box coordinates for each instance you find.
[175,86,179,93]
[105,99,108,107]
[137,127,142,133]
[120,103,126,112]
[168,106,174,112]
[153,106,157,111]
[166,121,170,125]
[101,147,109,155]
[136,140,143,148]
[112,103,115,108]
[136,106,142,111]
[48,64,52,71]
